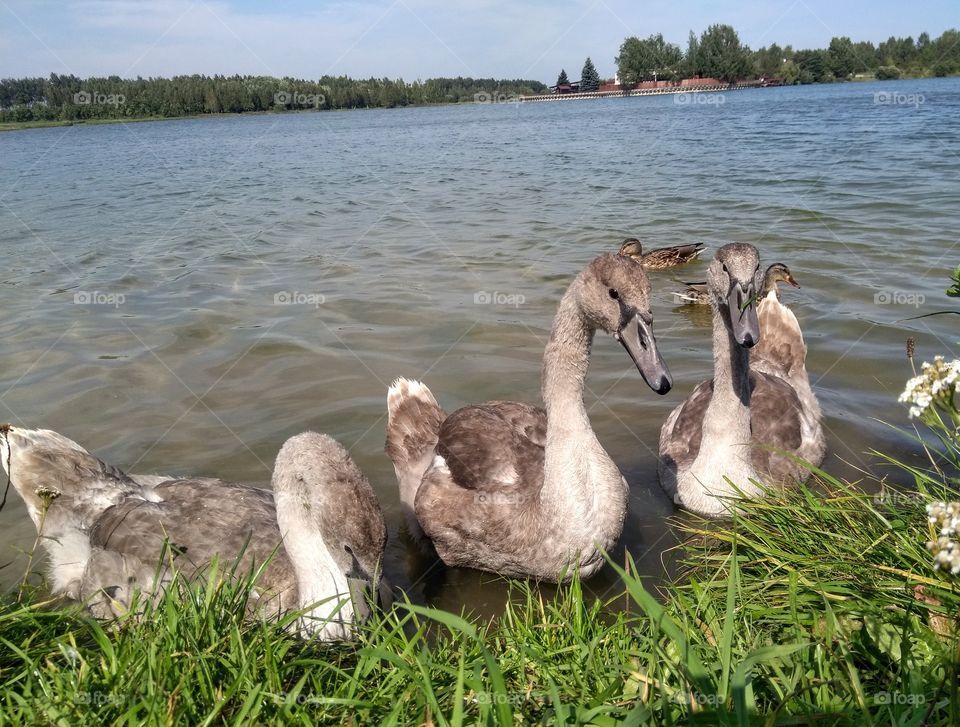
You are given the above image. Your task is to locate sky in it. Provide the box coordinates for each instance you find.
[1,0,957,83]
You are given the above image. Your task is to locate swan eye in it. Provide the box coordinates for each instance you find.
[344,545,353,555]
[608,288,620,300]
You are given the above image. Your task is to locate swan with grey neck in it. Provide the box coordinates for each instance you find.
[385,253,672,581]
[658,244,825,516]
[0,426,386,640]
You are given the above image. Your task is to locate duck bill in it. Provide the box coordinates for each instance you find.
[786,275,801,288]
[615,314,672,395]
[727,282,760,347]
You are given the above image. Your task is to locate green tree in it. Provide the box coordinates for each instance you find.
[556,69,569,87]
[696,24,750,82]
[684,30,699,77]
[754,43,784,78]
[580,57,601,91]
[616,34,682,85]
[650,34,684,80]
[781,59,800,85]
[827,36,857,78]
[616,37,646,86]
[794,49,830,82]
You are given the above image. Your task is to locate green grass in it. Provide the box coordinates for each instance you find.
[1,471,958,725]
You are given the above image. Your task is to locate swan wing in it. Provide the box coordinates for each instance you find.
[88,479,292,589]
[0,425,142,528]
[659,379,714,471]
[434,401,545,492]
[750,372,824,479]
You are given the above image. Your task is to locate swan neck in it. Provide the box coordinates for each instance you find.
[539,286,625,557]
[542,289,596,428]
[712,304,752,404]
[274,483,352,633]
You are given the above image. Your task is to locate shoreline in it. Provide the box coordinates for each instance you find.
[1,74,954,133]
[0,106,396,134]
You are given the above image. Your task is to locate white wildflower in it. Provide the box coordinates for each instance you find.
[927,501,960,576]
[899,356,960,419]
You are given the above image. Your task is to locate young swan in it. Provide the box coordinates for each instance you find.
[386,253,672,581]
[0,426,386,640]
[658,244,825,517]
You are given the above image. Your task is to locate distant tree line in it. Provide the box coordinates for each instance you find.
[0,74,548,123]
[614,25,960,86]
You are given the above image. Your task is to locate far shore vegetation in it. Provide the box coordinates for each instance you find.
[613,24,960,86]
[1,24,958,132]
[614,25,960,86]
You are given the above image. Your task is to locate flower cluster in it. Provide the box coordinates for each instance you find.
[898,356,960,419]
[927,501,960,575]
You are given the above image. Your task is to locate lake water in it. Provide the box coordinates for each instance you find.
[1,78,958,614]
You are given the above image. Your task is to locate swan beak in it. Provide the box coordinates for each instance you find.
[727,282,760,347]
[348,577,375,621]
[615,313,672,395]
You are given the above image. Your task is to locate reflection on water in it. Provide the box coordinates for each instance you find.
[1,78,958,614]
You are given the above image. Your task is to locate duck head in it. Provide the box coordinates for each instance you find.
[617,238,644,260]
[763,262,800,297]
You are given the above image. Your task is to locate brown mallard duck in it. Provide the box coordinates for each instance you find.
[673,262,799,305]
[618,238,705,270]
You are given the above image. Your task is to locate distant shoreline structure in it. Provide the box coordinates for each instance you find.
[516,77,780,103]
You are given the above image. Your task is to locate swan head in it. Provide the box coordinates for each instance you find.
[272,432,387,628]
[576,253,672,395]
[708,243,763,348]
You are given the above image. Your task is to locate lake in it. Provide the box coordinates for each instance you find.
[1,78,958,613]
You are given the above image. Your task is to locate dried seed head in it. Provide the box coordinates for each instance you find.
[34,485,61,505]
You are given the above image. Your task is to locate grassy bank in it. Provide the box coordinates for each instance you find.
[1,471,957,726]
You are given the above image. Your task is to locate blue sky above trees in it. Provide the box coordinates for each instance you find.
[1,0,956,82]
